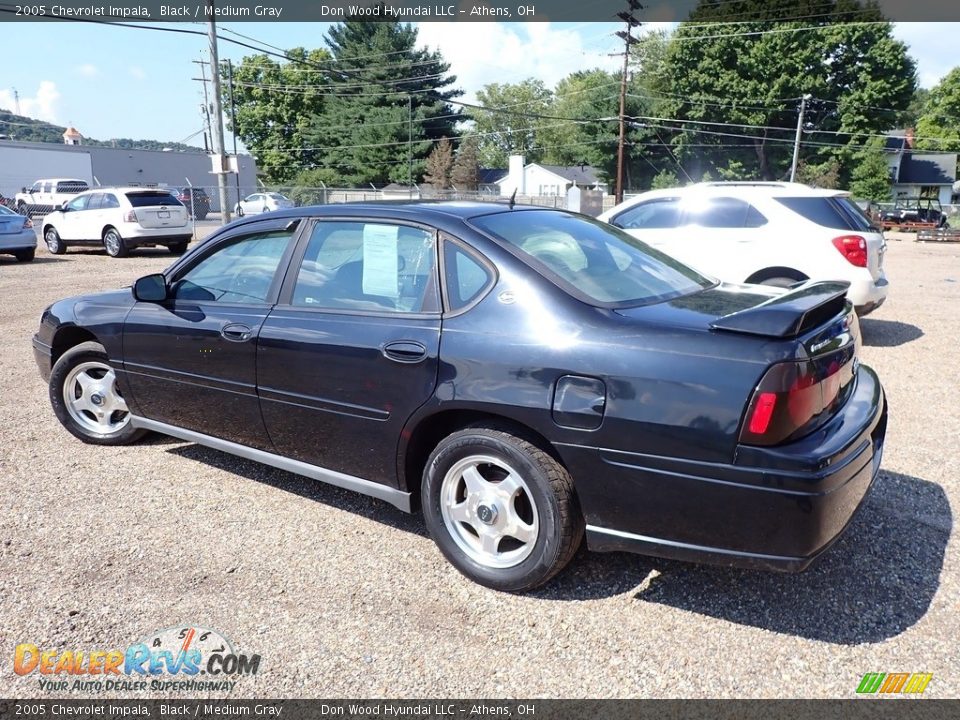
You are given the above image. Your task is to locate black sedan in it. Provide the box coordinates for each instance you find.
[33,202,887,592]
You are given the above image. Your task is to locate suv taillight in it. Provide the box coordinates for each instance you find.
[124,210,138,223]
[832,234,867,267]
[22,218,33,229]
[740,353,855,446]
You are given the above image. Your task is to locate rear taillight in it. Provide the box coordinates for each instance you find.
[740,354,854,446]
[124,210,138,223]
[22,218,32,229]
[832,234,867,267]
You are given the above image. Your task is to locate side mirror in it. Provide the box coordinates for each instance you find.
[21,187,27,193]
[133,274,168,302]
[60,201,70,212]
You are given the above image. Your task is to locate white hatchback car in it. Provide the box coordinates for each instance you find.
[41,188,192,258]
[598,182,889,314]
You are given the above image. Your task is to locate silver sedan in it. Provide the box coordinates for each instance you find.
[0,204,37,262]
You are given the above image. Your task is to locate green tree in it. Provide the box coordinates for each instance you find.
[650,169,680,189]
[424,137,454,190]
[849,139,893,201]
[657,0,916,184]
[451,135,480,190]
[473,79,552,167]
[225,48,331,183]
[303,20,461,186]
[914,67,960,153]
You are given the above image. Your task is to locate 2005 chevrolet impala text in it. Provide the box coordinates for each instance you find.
[32,202,887,592]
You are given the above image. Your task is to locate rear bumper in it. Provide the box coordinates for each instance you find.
[848,273,888,315]
[0,231,37,251]
[567,364,887,572]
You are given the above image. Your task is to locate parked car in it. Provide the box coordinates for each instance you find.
[170,187,210,220]
[40,188,192,258]
[33,202,887,592]
[598,182,889,315]
[15,178,89,217]
[235,192,295,216]
[0,204,37,262]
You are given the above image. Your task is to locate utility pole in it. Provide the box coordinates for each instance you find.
[614,0,643,204]
[226,59,242,210]
[12,88,20,116]
[408,95,413,189]
[206,0,232,224]
[790,93,812,182]
[192,59,213,153]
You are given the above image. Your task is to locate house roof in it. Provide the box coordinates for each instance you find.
[62,127,82,138]
[897,153,957,185]
[478,168,507,184]
[536,164,604,186]
[884,136,906,153]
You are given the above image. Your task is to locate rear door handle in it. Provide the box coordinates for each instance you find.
[221,323,253,342]
[382,340,428,363]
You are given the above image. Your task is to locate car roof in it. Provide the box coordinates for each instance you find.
[624,182,848,201]
[79,187,179,194]
[229,200,542,224]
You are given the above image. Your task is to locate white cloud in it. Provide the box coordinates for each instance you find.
[129,66,147,81]
[416,22,623,103]
[75,63,99,78]
[0,81,61,122]
[892,22,960,88]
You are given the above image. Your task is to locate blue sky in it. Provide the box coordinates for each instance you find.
[1,22,957,148]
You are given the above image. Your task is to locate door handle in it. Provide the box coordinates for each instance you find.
[382,341,428,363]
[220,323,253,342]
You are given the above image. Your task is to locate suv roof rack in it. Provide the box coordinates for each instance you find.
[696,181,810,188]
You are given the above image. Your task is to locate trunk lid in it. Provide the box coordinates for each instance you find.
[0,214,27,234]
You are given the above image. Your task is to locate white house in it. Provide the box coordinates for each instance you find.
[496,154,608,197]
[884,130,957,205]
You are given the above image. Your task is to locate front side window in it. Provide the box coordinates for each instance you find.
[291,221,438,313]
[101,194,120,209]
[66,195,90,212]
[85,194,104,211]
[612,199,682,229]
[173,230,293,304]
[471,210,713,307]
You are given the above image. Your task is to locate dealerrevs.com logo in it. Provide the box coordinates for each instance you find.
[14,625,260,693]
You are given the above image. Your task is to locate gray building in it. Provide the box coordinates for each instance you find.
[0,139,259,211]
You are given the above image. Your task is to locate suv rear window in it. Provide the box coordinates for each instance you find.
[471,210,713,307]
[125,192,183,207]
[775,196,875,232]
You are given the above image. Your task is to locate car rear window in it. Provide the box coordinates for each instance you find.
[775,196,875,231]
[125,192,183,207]
[471,210,714,307]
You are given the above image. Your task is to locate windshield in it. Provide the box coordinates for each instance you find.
[470,210,714,306]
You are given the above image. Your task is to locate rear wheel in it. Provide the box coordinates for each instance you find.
[49,341,147,445]
[44,227,65,255]
[168,241,189,255]
[103,228,129,258]
[422,425,583,592]
[14,248,35,262]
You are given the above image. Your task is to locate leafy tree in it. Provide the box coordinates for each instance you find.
[914,67,960,153]
[795,157,842,188]
[424,137,454,190]
[849,138,893,201]
[650,169,680,189]
[899,87,930,128]
[473,79,552,167]
[657,0,916,184]
[225,48,331,183]
[303,20,461,186]
[451,135,480,190]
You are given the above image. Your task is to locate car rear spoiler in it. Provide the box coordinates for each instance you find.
[709,281,850,338]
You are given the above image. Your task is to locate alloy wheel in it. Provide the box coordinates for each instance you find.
[62,361,130,435]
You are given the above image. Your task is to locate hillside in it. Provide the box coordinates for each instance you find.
[0,110,204,152]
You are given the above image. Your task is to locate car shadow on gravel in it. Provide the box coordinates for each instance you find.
[166,444,428,537]
[859,318,924,347]
[607,471,951,644]
[0,256,68,265]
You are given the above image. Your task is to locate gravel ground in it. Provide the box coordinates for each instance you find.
[0,231,957,699]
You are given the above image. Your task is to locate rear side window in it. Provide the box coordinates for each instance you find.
[685,197,768,228]
[775,197,872,231]
[443,241,493,312]
[102,194,120,209]
[57,181,88,193]
[126,192,183,207]
[612,199,681,229]
[86,194,104,210]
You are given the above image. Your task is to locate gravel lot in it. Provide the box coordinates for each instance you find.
[0,231,957,699]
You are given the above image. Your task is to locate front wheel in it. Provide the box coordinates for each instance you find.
[49,341,147,445]
[103,228,129,258]
[422,425,583,592]
[45,228,65,255]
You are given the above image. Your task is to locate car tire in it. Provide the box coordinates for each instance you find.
[44,227,65,255]
[422,425,583,592]
[102,228,129,258]
[49,341,147,446]
[196,212,208,221]
[168,241,189,255]
[14,248,35,262]
[236,206,244,217]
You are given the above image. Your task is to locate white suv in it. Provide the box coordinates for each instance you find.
[41,187,191,258]
[598,182,889,314]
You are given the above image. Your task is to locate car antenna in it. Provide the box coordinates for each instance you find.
[508,188,517,210]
